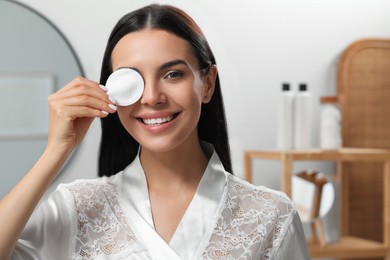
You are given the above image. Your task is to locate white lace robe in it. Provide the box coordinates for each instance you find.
[13,150,309,260]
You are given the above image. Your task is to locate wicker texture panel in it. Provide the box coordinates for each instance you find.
[337,39,390,260]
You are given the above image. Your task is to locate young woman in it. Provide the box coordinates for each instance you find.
[0,4,309,260]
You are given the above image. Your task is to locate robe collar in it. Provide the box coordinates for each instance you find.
[120,142,228,259]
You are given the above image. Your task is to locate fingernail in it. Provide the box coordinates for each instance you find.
[101,110,109,115]
[108,104,117,111]
[99,84,108,92]
[108,95,117,104]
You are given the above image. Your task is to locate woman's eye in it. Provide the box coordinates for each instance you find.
[165,71,183,79]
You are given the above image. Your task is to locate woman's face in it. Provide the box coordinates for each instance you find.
[111,29,215,153]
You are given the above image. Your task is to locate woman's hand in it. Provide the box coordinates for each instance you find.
[0,76,117,259]
[47,76,117,152]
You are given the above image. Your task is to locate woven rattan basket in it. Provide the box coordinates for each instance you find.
[337,38,390,259]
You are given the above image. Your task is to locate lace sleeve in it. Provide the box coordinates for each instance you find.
[273,212,310,260]
[13,185,77,260]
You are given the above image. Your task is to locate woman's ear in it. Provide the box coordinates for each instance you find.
[202,65,217,104]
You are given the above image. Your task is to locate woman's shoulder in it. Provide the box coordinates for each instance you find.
[225,174,296,217]
[56,172,124,204]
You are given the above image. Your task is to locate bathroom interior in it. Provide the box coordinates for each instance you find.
[1,0,390,259]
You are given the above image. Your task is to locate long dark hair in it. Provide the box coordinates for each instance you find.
[98,4,232,177]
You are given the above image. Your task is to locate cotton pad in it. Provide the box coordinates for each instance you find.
[105,68,144,106]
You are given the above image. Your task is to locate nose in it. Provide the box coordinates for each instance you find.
[140,79,166,106]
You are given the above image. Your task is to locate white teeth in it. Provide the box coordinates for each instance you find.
[142,116,173,126]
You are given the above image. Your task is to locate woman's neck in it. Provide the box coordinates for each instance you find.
[139,138,208,192]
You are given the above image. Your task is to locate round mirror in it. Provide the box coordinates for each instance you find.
[292,172,335,223]
[0,1,83,198]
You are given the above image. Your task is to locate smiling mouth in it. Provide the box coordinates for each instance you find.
[138,113,179,126]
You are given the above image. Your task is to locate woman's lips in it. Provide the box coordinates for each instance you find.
[141,114,175,126]
[137,113,179,126]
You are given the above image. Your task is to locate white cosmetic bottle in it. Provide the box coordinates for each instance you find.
[277,83,295,149]
[294,83,312,149]
[320,96,342,149]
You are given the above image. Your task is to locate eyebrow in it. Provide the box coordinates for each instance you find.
[159,59,188,71]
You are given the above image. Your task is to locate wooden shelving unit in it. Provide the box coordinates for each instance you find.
[308,236,387,259]
[244,148,390,259]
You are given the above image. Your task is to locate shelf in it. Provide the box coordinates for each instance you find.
[309,236,388,258]
[244,148,390,162]
[244,148,390,259]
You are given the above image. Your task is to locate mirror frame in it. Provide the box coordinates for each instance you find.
[7,0,85,77]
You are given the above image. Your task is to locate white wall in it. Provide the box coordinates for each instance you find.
[12,0,390,247]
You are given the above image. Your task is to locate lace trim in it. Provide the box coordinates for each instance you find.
[203,176,294,260]
[67,181,138,259]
